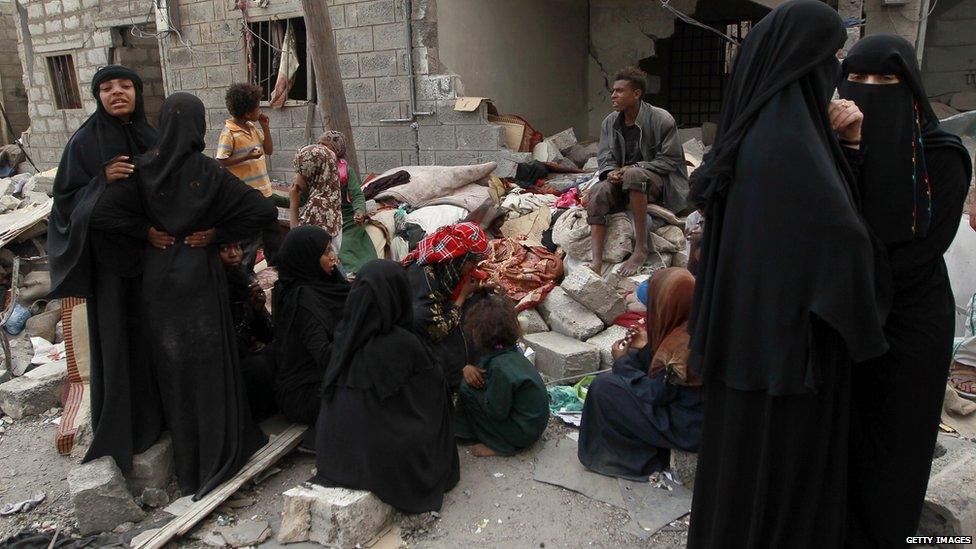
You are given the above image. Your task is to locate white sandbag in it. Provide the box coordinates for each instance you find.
[375,163,497,206]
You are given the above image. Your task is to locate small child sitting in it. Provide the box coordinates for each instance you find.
[455,291,549,457]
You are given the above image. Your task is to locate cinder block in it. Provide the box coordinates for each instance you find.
[522,331,600,382]
[585,325,629,367]
[378,126,415,150]
[418,125,456,151]
[129,433,174,495]
[561,268,627,324]
[278,484,394,548]
[375,76,411,102]
[68,457,146,535]
[359,51,398,78]
[538,287,604,340]
[337,53,360,79]
[343,78,376,104]
[456,125,504,151]
[335,28,374,54]
[352,127,380,150]
[547,128,578,152]
[364,151,404,174]
[359,102,400,125]
[0,361,67,419]
[355,0,396,25]
[518,309,548,335]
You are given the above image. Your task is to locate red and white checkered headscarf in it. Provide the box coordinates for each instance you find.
[402,222,489,266]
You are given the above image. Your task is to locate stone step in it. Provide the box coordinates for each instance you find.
[278,484,394,548]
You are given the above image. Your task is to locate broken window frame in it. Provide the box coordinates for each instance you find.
[246,16,316,107]
[46,54,83,110]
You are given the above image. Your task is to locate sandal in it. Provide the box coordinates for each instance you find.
[948,361,976,400]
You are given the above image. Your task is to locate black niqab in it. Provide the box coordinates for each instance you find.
[48,65,157,297]
[839,34,973,245]
[687,0,888,395]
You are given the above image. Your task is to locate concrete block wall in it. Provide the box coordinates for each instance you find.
[0,0,28,139]
[921,0,976,101]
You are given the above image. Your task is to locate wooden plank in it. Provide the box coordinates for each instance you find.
[133,424,308,549]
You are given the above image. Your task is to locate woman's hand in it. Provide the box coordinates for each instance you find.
[628,325,648,350]
[249,281,266,311]
[185,228,216,248]
[148,227,175,249]
[611,332,634,361]
[829,99,863,145]
[354,212,367,225]
[105,155,135,182]
[463,364,486,390]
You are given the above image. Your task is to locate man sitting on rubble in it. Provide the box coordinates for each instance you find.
[587,67,689,276]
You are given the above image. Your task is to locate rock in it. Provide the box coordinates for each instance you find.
[0,195,21,212]
[139,487,170,508]
[670,449,698,488]
[561,268,627,324]
[217,518,272,547]
[949,91,976,112]
[278,484,394,548]
[547,128,578,152]
[27,170,56,195]
[565,141,599,168]
[112,522,135,534]
[68,456,146,535]
[522,331,600,381]
[931,101,960,120]
[532,140,576,170]
[0,361,68,419]
[672,251,689,268]
[0,368,9,384]
[583,156,599,171]
[537,287,604,341]
[26,309,60,343]
[585,325,630,368]
[919,436,976,540]
[651,225,686,254]
[129,433,174,494]
[517,309,548,335]
[0,179,11,196]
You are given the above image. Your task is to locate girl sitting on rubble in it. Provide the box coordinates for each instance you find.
[454,290,549,457]
[272,226,350,426]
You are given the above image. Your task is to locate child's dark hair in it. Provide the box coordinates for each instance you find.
[225,83,263,118]
[614,66,648,96]
[462,289,521,351]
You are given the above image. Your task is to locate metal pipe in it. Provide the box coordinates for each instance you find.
[380,0,433,123]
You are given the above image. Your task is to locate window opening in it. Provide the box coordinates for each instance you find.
[247,17,312,104]
[47,55,82,110]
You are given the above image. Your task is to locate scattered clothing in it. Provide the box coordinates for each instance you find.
[362,169,410,201]
[479,237,564,311]
[313,260,460,513]
[454,347,549,456]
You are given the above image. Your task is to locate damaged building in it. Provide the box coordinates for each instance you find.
[6,0,976,180]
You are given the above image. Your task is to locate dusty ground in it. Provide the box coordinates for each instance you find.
[0,415,687,548]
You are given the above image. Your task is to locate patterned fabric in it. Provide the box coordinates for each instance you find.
[479,237,564,312]
[216,119,272,197]
[296,144,342,236]
[56,298,89,455]
[320,130,347,159]
[402,222,489,266]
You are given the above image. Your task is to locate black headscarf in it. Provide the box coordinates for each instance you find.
[48,65,157,298]
[687,0,889,395]
[272,226,350,351]
[839,34,973,245]
[323,260,433,400]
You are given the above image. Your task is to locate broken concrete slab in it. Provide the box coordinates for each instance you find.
[278,484,394,548]
[517,309,548,335]
[565,141,599,167]
[215,519,272,547]
[523,331,600,381]
[129,433,175,495]
[919,435,976,541]
[561,268,627,324]
[538,287,604,341]
[68,456,146,535]
[547,128,578,152]
[0,360,67,419]
[585,325,629,368]
[669,449,698,488]
[583,156,599,171]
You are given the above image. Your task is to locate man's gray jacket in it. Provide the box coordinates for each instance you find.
[597,101,690,214]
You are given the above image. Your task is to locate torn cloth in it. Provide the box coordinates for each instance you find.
[479,237,564,312]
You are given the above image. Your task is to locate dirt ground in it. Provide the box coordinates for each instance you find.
[0,414,688,548]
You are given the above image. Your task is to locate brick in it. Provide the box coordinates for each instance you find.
[337,53,360,78]
[517,309,548,335]
[129,433,174,495]
[374,76,410,102]
[538,287,604,341]
[372,22,408,51]
[585,325,629,368]
[343,78,375,103]
[335,28,373,54]
[359,51,398,78]
[378,126,415,150]
[355,0,396,25]
[418,125,455,151]
[434,150,498,167]
[0,361,67,419]
[278,484,394,547]
[364,150,403,173]
[352,126,379,150]
[561,267,627,324]
[358,102,400,125]
[416,75,454,100]
[184,2,214,25]
[206,66,233,88]
[456,125,504,151]
[68,457,146,535]
[523,332,600,382]
[416,100,484,125]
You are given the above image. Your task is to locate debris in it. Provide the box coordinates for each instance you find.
[561,268,627,325]
[67,456,146,535]
[0,361,68,419]
[493,473,505,478]
[278,484,394,547]
[547,128,578,152]
[586,325,630,368]
[949,91,976,113]
[669,449,698,487]
[129,433,175,495]
[522,331,600,381]
[475,518,490,533]
[252,466,281,485]
[215,518,272,547]
[517,309,549,335]
[139,487,170,509]
[537,287,604,341]
[0,492,45,515]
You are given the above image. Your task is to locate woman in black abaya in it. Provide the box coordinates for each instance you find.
[685,2,889,546]
[272,226,349,425]
[838,35,972,546]
[313,260,460,513]
[48,65,165,473]
[135,93,276,499]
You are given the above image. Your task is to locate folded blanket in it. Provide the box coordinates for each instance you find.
[375,162,497,206]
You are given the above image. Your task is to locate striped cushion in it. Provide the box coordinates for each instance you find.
[55,298,91,455]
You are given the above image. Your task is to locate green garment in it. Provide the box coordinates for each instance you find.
[454,347,550,456]
[338,166,377,274]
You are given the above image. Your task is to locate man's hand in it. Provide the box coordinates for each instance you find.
[463,365,486,390]
[249,281,266,311]
[829,99,863,144]
[258,114,270,128]
[148,227,175,249]
[185,228,216,248]
[105,155,135,182]
[354,212,367,225]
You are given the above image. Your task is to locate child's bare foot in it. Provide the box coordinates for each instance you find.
[617,248,648,276]
[471,443,498,457]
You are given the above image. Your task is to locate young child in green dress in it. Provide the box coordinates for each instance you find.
[455,292,549,457]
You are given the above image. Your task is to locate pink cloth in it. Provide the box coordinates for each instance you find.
[554,187,581,209]
[337,158,349,186]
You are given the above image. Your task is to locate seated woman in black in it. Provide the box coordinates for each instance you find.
[272,226,349,425]
[314,260,460,513]
[219,242,276,421]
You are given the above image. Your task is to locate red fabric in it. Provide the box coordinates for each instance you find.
[554,187,581,208]
[402,222,490,266]
[479,237,564,312]
[613,311,645,329]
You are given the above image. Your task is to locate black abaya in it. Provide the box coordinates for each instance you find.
[135,94,275,498]
[46,65,163,474]
[314,260,459,513]
[839,35,972,546]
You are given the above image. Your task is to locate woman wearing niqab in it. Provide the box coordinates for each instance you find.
[685,2,889,546]
[839,34,972,546]
[48,65,164,473]
[133,93,276,499]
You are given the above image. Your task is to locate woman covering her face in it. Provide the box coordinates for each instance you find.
[838,34,972,547]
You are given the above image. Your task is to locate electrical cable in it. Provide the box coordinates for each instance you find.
[659,0,741,46]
